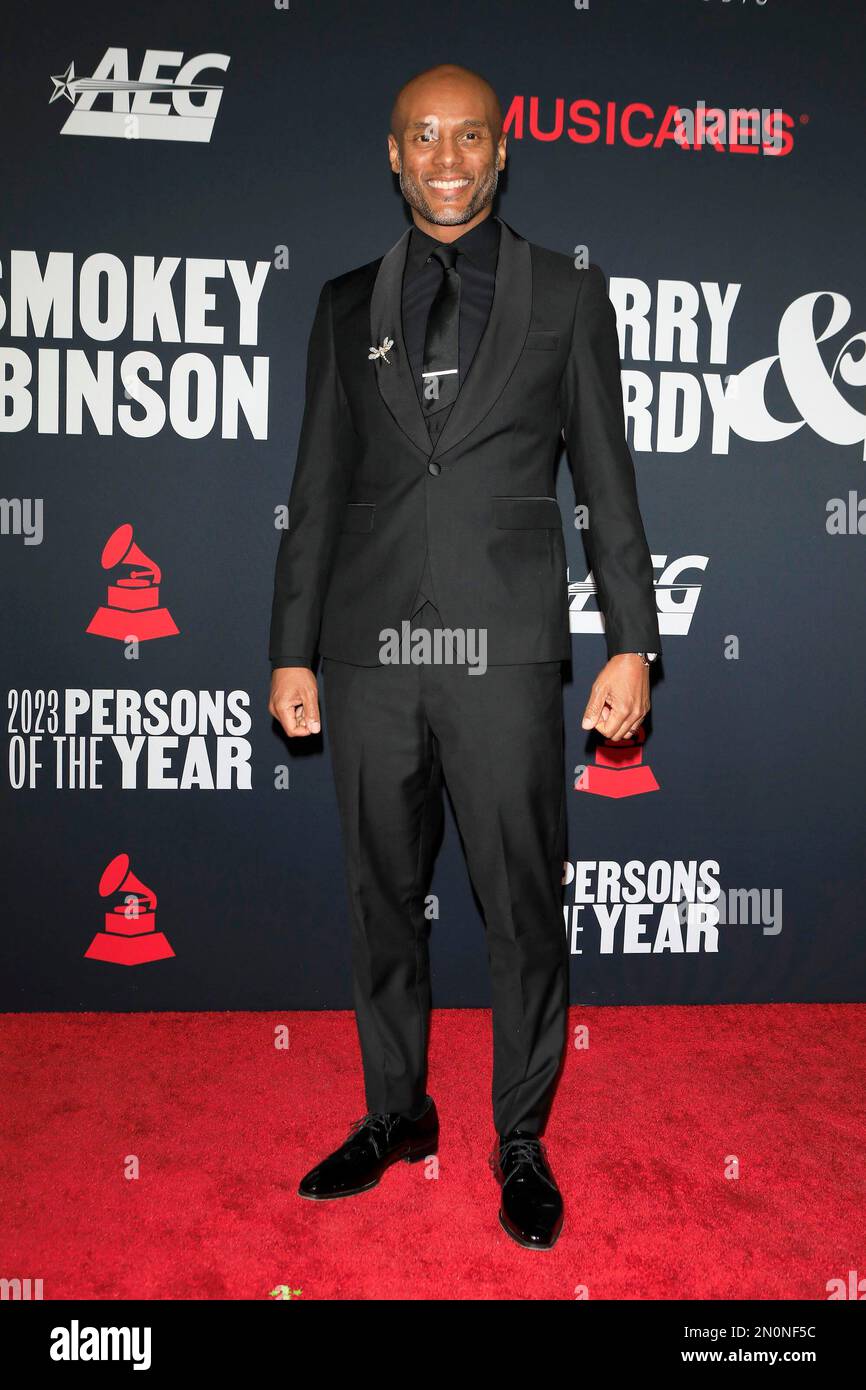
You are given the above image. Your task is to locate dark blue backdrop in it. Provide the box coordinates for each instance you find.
[2,0,864,1010]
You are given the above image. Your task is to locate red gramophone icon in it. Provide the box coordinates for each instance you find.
[86,523,179,642]
[85,852,175,965]
[575,725,660,798]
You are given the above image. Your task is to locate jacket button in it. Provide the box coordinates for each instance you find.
[428,461,441,476]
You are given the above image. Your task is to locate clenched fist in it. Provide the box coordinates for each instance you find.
[269,667,321,738]
[581,653,650,742]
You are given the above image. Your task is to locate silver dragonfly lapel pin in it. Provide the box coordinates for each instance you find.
[368,336,394,365]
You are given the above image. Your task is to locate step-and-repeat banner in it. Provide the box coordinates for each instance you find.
[2,0,864,1010]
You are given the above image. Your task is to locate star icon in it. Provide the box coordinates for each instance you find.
[49,62,77,105]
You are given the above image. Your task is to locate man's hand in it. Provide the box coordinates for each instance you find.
[269,667,321,738]
[581,654,650,742]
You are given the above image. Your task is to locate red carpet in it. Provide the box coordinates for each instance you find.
[2,1004,865,1300]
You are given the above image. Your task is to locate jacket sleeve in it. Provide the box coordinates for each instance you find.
[558,263,661,659]
[268,279,355,670]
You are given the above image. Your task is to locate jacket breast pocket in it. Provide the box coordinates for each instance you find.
[524,331,559,352]
[341,502,375,533]
[492,497,562,529]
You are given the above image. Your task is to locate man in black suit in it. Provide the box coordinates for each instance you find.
[268,64,660,1250]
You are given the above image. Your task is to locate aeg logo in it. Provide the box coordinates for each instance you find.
[49,48,230,143]
[569,553,708,636]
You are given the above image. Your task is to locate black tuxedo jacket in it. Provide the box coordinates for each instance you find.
[269,216,661,669]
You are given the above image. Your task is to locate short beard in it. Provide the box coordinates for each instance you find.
[398,163,499,226]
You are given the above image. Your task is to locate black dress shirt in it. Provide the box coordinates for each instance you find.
[402,215,501,435]
[402,216,500,610]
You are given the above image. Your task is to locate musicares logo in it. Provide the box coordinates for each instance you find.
[575,727,660,800]
[85,852,175,966]
[49,47,230,143]
[504,96,796,156]
[86,524,179,643]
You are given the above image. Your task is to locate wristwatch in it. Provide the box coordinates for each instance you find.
[637,652,657,667]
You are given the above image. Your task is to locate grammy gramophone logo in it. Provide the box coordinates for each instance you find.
[85,852,175,966]
[86,523,179,642]
[575,726,660,799]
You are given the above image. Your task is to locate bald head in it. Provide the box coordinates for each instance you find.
[390,64,502,141]
[387,64,507,235]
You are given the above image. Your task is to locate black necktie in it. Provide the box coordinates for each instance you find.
[422,244,461,421]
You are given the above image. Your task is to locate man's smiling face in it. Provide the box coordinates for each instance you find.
[388,67,506,235]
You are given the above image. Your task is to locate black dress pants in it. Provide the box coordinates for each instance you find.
[320,600,570,1136]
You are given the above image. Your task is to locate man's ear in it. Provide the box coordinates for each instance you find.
[387,132,401,173]
[497,132,507,171]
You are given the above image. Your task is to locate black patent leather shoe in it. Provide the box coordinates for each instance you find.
[297,1097,439,1200]
[490,1129,564,1249]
